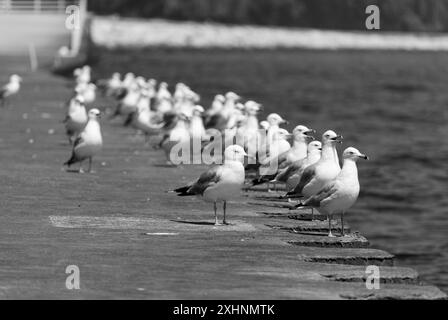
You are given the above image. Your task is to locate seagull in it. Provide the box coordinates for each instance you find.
[235,100,261,154]
[76,65,91,84]
[205,92,240,131]
[75,82,96,105]
[266,113,288,146]
[63,95,88,144]
[295,147,368,237]
[173,145,247,225]
[189,105,207,141]
[0,74,22,106]
[161,112,191,164]
[204,94,225,126]
[64,108,103,173]
[258,128,291,175]
[273,140,322,193]
[126,90,163,142]
[251,125,315,187]
[96,72,122,97]
[156,82,173,114]
[111,81,140,120]
[287,130,342,200]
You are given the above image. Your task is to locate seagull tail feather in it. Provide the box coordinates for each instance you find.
[64,152,78,167]
[172,185,193,196]
[250,174,276,186]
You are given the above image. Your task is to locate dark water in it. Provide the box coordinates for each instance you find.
[94,48,448,292]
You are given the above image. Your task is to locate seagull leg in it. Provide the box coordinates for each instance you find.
[223,201,228,225]
[79,160,85,174]
[88,157,92,173]
[214,201,219,226]
[328,214,335,237]
[341,211,345,237]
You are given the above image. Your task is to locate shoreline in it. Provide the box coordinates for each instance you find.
[91,16,448,51]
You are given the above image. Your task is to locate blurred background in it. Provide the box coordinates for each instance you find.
[0,0,447,293]
[89,0,448,32]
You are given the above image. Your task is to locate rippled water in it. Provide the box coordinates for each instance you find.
[95,48,448,292]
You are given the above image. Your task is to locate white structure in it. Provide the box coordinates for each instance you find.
[0,0,87,66]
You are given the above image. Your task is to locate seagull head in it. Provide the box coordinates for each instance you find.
[267,113,288,126]
[259,120,270,131]
[225,91,241,101]
[322,130,343,144]
[193,105,204,115]
[124,72,135,81]
[178,112,192,122]
[292,125,315,141]
[82,65,91,73]
[88,108,101,120]
[74,95,85,105]
[274,128,292,140]
[10,74,22,83]
[148,79,157,87]
[343,147,368,161]
[73,68,82,77]
[215,94,225,103]
[235,102,246,112]
[244,100,262,115]
[308,140,322,153]
[224,145,248,163]
[112,72,121,80]
[136,76,146,87]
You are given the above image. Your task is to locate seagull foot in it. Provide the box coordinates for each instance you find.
[328,232,336,238]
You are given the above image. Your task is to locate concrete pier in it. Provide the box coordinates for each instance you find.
[0,55,446,299]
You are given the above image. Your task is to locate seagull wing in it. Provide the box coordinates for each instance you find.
[73,135,86,149]
[274,158,306,182]
[288,162,317,196]
[277,150,290,169]
[0,85,7,98]
[64,135,85,166]
[175,166,222,196]
[188,166,222,195]
[303,181,339,207]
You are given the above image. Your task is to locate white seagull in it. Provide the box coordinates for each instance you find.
[252,125,314,186]
[274,140,322,193]
[0,74,22,106]
[64,108,103,173]
[287,130,343,200]
[63,95,88,144]
[296,147,368,236]
[173,145,247,225]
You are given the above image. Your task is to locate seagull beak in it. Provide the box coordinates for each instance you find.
[280,119,289,125]
[305,129,315,139]
[359,154,369,160]
[332,135,343,143]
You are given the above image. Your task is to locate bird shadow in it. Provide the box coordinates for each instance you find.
[170,219,216,226]
[65,169,82,174]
